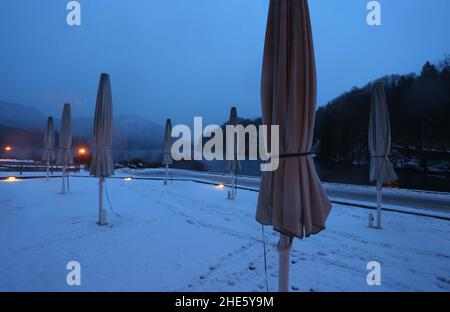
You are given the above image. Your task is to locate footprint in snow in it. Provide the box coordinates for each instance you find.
[436,276,450,285]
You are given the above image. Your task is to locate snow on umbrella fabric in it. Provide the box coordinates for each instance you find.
[368,82,398,228]
[90,73,114,226]
[162,118,173,185]
[226,107,241,200]
[256,0,331,291]
[57,103,73,194]
[43,116,55,180]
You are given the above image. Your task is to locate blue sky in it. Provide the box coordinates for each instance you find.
[0,0,449,125]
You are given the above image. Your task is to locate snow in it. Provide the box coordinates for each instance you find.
[0,159,35,163]
[1,174,449,292]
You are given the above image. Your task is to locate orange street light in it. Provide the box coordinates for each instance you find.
[78,148,87,155]
[4,146,12,152]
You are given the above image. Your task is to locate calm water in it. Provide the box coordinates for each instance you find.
[203,160,450,193]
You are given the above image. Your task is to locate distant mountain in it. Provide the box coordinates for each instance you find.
[53,117,93,139]
[113,115,164,150]
[0,101,164,151]
[0,101,46,129]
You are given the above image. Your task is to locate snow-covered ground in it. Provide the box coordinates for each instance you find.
[1,175,449,292]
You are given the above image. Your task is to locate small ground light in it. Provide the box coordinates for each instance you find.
[5,177,18,182]
[124,177,133,181]
[215,184,225,190]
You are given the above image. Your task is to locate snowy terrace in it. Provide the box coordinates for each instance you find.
[0,170,449,291]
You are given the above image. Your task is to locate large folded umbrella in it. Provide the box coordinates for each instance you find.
[162,118,173,185]
[256,0,331,292]
[43,116,55,180]
[368,82,398,229]
[90,73,114,226]
[57,103,73,194]
[226,107,241,200]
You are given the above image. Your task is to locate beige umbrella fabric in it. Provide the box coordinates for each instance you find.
[90,73,114,225]
[43,116,55,180]
[227,107,241,200]
[368,82,398,228]
[256,0,331,291]
[162,118,173,185]
[57,103,73,194]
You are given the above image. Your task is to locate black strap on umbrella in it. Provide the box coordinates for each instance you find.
[371,155,388,158]
[279,151,314,159]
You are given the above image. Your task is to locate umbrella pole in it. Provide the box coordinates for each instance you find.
[376,182,382,229]
[234,165,238,199]
[234,172,237,199]
[61,164,66,194]
[98,177,106,225]
[165,163,169,185]
[46,161,50,181]
[229,170,234,200]
[278,234,293,292]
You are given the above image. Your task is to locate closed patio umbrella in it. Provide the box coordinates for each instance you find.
[256,0,331,292]
[368,82,398,229]
[162,118,173,185]
[43,116,55,180]
[57,104,73,194]
[227,107,240,200]
[90,73,114,226]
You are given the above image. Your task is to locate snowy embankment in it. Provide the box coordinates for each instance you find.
[0,176,449,291]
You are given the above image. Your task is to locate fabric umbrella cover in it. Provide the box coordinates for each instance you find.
[162,119,173,166]
[256,0,331,291]
[43,116,55,180]
[162,118,173,185]
[90,73,114,178]
[226,107,241,172]
[90,73,114,226]
[226,107,241,200]
[42,116,55,179]
[57,103,73,193]
[368,82,398,184]
[256,0,331,240]
[368,82,398,228]
[43,116,55,162]
[57,104,73,166]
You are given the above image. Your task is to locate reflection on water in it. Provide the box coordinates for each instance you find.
[203,160,450,193]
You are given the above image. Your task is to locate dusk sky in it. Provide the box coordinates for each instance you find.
[1,0,449,126]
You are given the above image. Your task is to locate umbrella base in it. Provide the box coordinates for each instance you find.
[96,221,109,226]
